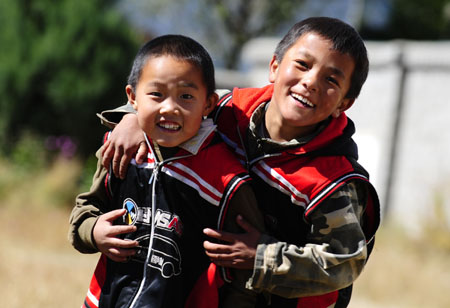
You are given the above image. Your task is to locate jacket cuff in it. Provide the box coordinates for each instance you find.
[97,102,136,129]
[246,234,278,291]
[76,216,100,253]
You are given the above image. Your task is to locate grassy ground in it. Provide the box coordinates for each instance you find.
[0,206,98,307]
[350,221,450,308]
[352,188,450,307]
[0,156,99,307]
[1,158,450,307]
[2,206,450,308]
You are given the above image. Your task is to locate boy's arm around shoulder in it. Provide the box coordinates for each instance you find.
[68,147,110,253]
[247,181,370,298]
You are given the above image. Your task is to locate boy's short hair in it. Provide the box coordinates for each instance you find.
[128,34,216,96]
[274,17,369,99]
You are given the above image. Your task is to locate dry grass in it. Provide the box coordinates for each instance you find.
[1,158,450,307]
[0,157,99,307]
[3,212,450,308]
[0,206,99,307]
[350,220,450,308]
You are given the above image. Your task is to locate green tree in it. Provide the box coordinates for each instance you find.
[0,0,141,157]
[202,0,303,69]
[360,0,450,40]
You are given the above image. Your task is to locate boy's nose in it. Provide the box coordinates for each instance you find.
[160,98,179,114]
[301,72,318,92]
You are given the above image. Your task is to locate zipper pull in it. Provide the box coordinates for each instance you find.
[148,162,160,184]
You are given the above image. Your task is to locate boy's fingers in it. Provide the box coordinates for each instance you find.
[203,228,220,237]
[109,237,139,249]
[101,139,110,156]
[135,142,148,165]
[109,225,137,237]
[102,208,127,221]
[203,241,233,254]
[112,147,124,178]
[207,253,234,262]
[119,153,132,180]
[203,228,235,243]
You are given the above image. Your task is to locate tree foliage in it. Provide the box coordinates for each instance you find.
[361,0,450,40]
[0,0,141,157]
[204,0,304,68]
[121,0,304,69]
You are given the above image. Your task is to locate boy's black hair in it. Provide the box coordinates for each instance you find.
[128,34,215,97]
[274,17,369,99]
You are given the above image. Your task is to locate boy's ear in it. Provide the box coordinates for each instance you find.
[203,92,218,116]
[332,98,355,118]
[126,85,138,111]
[268,55,279,83]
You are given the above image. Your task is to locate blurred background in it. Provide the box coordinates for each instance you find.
[1,0,450,307]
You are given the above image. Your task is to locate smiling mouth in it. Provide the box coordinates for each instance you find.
[291,93,315,108]
[157,122,181,131]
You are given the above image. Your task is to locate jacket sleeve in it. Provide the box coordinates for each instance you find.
[220,183,265,308]
[246,181,369,298]
[97,102,136,129]
[68,147,110,254]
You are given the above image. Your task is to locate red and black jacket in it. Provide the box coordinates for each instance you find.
[211,85,380,308]
[83,131,251,308]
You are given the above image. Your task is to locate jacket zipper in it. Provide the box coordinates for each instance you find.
[129,148,191,308]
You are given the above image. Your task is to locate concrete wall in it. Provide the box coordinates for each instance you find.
[216,38,450,232]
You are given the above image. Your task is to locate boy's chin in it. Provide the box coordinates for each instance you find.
[155,141,180,148]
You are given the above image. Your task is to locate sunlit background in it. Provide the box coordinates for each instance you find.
[1,0,450,307]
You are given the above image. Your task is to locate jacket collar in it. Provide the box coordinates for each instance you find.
[232,85,356,158]
[145,118,217,162]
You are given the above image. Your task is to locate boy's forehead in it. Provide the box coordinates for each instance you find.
[288,33,355,73]
[141,55,197,77]
[137,55,205,89]
[144,54,192,68]
[289,32,333,53]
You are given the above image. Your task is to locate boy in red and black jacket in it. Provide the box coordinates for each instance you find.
[69,35,263,308]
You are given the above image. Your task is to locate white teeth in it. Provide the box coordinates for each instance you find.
[158,122,181,131]
[291,93,314,107]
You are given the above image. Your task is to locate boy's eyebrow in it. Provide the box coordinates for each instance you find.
[297,50,313,60]
[145,81,165,88]
[144,81,199,89]
[329,67,346,79]
[178,81,199,89]
[296,50,347,79]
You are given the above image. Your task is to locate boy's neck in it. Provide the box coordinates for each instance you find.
[265,101,319,142]
[152,142,179,161]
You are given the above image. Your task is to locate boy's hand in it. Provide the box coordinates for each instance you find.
[203,215,260,269]
[93,209,139,262]
[102,113,148,179]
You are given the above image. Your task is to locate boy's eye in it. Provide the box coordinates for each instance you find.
[327,76,340,86]
[180,93,194,100]
[149,91,162,97]
[296,60,308,69]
